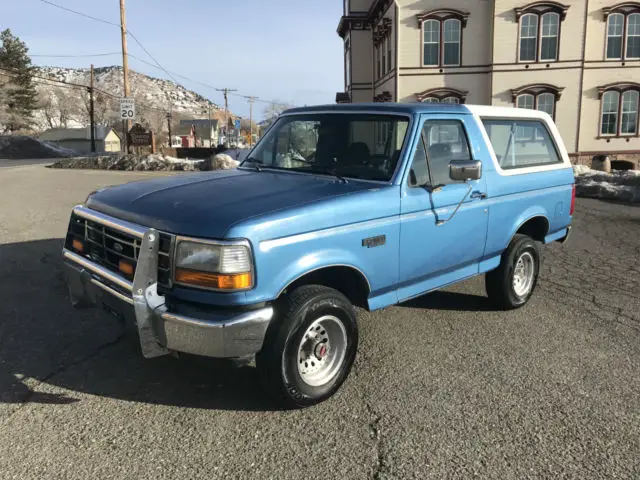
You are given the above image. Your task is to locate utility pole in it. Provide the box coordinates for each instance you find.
[245,96,258,147]
[89,64,96,153]
[120,0,130,153]
[216,88,237,145]
[166,111,172,147]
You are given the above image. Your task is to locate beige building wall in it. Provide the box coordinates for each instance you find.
[579,66,640,152]
[396,0,493,69]
[398,74,491,104]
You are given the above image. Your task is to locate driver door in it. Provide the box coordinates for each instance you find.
[398,114,489,302]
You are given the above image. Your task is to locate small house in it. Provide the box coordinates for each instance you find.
[39,126,121,154]
[178,119,220,147]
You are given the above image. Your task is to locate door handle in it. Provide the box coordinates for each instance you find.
[470,191,487,199]
[471,191,487,199]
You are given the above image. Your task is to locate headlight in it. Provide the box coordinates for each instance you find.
[174,240,253,291]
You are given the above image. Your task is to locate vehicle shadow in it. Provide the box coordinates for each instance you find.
[0,238,283,412]
[399,290,496,312]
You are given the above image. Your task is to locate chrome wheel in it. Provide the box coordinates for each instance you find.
[297,315,347,387]
[512,251,535,297]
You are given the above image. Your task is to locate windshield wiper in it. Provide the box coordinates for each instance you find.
[309,166,348,183]
[242,157,263,172]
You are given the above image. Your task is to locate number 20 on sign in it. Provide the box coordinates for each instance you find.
[120,98,136,120]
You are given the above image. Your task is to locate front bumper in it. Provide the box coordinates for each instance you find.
[63,224,273,359]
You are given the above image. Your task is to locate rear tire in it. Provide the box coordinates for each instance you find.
[485,234,540,310]
[256,285,358,408]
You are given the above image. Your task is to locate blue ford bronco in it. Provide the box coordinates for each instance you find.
[63,103,574,407]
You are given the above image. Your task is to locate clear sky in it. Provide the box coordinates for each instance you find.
[4,0,344,119]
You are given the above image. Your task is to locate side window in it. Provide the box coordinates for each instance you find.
[482,119,562,170]
[423,120,472,186]
[408,135,431,187]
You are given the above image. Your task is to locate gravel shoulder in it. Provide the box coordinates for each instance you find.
[0,165,638,479]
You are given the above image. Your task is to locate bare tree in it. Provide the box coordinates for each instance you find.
[262,101,293,131]
[37,87,79,129]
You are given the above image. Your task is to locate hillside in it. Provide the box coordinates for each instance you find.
[32,66,233,133]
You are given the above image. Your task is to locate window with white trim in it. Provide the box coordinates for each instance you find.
[515,90,558,118]
[628,13,640,59]
[443,19,461,65]
[423,19,440,66]
[601,91,620,136]
[540,13,560,61]
[600,87,639,136]
[606,9,640,60]
[600,86,640,137]
[519,12,560,62]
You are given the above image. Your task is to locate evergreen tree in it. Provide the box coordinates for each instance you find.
[0,29,37,131]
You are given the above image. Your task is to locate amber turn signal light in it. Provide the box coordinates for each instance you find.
[72,239,84,252]
[118,260,134,276]
[175,268,252,290]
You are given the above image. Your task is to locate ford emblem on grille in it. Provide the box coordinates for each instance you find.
[113,242,124,253]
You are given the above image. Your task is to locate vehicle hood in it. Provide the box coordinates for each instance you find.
[86,169,375,238]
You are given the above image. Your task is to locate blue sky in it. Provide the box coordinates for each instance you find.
[4,0,344,119]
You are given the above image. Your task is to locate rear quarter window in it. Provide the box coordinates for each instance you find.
[481,118,562,170]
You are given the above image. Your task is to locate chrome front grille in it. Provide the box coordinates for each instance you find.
[65,213,174,289]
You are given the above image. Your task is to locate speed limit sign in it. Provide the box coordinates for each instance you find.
[120,98,136,120]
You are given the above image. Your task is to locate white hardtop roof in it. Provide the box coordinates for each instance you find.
[465,105,554,122]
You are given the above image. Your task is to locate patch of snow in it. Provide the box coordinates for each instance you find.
[574,167,640,204]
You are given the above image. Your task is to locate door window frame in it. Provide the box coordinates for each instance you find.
[405,115,477,189]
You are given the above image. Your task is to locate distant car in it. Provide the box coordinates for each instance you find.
[62,103,574,407]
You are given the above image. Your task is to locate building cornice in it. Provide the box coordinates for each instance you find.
[416,9,470,27]
[415,87,468,103]
[602,2,640,18]
[511,83,565,101]
[514,1,570,21]
[597,82,640,98]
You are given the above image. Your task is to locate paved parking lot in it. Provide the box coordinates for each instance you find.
[1,163,638,479]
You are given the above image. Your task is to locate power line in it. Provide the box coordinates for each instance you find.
[32,0,295,110]
[36,0,119,26]
[31,52,121,58]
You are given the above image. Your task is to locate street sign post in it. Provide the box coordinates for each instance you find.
[234,119,241,130]
[120,98,136,121]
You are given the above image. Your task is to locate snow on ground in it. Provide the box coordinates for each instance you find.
[573,165,640,204]
[50,153,239,172]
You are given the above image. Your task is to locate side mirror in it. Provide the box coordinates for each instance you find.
[449,159,482,182]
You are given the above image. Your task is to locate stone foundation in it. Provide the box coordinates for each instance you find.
[569,152,640,169]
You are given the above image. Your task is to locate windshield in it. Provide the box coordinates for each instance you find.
[243,113,410,182]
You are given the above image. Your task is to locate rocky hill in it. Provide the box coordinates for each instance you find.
[32,66,231,133]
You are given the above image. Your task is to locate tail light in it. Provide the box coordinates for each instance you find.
[570,184,576,216]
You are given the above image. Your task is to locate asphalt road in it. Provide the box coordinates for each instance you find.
[0,164,638,479]
[0,157,58,169]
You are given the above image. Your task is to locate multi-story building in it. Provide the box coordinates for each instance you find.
[337,0,640,163]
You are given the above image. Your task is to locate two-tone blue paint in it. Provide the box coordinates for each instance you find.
[86,103,574,311]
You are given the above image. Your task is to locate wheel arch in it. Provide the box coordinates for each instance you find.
[278,264,372,310]
[509,213,550,245]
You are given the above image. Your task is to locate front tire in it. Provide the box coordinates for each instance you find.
[485,234,541,310]
[256,285,358,408]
